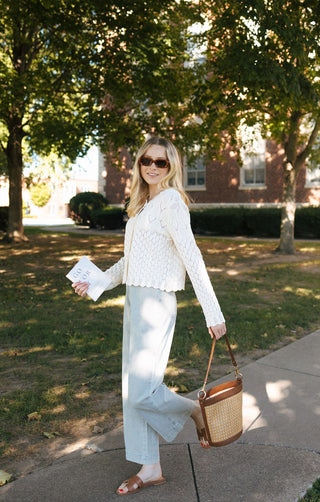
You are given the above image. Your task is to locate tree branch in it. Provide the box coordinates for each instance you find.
[296,115,320,167]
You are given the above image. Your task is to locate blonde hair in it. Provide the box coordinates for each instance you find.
[127,137,189,217]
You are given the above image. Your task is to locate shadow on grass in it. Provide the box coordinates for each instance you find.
[1,232,320,465]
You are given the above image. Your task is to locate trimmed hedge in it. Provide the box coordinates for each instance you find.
[190,206,320,239]
[91,207,125,230]
[0,206,8,231]
[295,207,320,239]
[190,207,245,236]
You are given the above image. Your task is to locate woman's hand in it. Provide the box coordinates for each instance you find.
[72,281,90,297]
[209,323,226,340]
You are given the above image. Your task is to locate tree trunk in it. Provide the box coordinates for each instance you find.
[278,160,296,254]
[277,111,303,255]
[4,119,27,242]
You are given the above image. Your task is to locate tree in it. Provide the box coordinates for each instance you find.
[0,0,197,242]
[29,184,52,207]
[193,0,320,254]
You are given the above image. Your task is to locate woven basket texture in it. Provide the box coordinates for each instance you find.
[205,390,243,443]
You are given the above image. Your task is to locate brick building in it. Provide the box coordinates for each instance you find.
[102,140,320,207]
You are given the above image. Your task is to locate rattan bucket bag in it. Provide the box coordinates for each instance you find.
[198,334,243,447]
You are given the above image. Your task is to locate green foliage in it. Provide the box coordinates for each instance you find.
[69,191,108,227]
[0,149,7,176]
[0,0,202,240]
[24,152,71,188]
[0,0,198,158]
[29,184,52,207]
[298,478,320,502]
[192,1,320,253]
[191,208,247,236]
[295,207,320,239]
[195,0,320,149]
[91,207,125,230]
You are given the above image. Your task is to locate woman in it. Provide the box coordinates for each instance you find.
[73,137,226,496]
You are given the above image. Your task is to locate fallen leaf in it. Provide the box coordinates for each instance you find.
[43,432,55,439]
[27,412,41,421]
[92,425,104,434]
[0,470,12,486]
[43,431,61,439]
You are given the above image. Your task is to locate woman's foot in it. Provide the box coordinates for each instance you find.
[116,463,165,495]
[191,400,210,448]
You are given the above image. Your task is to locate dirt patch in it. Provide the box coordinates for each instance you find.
[0,394,123,480]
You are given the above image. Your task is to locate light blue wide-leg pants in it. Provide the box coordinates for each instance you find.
[122,285,195,465]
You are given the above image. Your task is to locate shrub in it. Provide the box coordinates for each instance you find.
[295,206,320,239]
[69,192,108,227]
[190,208,246,236]
[0,206,8,231]
[243,208,281,237]
[190,206,320,239]
[91,207,125,230]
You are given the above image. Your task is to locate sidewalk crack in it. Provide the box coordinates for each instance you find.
[187,443,200,502]
[257,361,320,378]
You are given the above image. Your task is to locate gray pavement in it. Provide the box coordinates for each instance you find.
[1,330,319,502]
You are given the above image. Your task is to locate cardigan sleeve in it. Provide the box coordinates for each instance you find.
[165,191,225,328]
[103,257,125,290]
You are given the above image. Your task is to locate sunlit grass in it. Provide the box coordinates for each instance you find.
[0,231,319,466]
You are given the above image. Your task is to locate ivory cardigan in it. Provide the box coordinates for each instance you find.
[104,188,225,328]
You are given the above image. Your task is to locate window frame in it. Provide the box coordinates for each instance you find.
[184,155,206,191]
[305,164,320,188]
[239,137,266,189]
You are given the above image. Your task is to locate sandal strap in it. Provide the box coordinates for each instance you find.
[125,475,143,492]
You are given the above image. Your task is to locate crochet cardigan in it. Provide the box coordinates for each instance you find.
[104,188,225,328]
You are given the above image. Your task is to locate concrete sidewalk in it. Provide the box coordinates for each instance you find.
[1,330,320,502]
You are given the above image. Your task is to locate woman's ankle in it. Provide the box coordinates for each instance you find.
[138,462,162,481]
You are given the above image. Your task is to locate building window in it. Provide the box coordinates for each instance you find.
[305,164,320,188]
[240,130,266,188]
[184,156,206,189]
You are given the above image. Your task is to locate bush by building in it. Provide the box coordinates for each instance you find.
[69,192,108,227]
[295,206,320,239]
[190,206,320,239]
[91,207,125,230]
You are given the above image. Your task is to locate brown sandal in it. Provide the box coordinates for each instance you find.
[196,427,211,449]
[116,474,166,496]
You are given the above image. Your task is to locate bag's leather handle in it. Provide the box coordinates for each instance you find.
[201,334,242,393]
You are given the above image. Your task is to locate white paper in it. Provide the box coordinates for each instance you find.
[66,256,110,301]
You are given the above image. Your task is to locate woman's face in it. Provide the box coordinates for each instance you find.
[139,144,169,192]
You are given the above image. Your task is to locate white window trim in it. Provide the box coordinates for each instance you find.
[239,152,266,189]
[305,165,320,188]
[239,125,266,189]
[239,184,266,190]
[184,156,206,190]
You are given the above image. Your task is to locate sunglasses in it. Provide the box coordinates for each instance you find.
[139,156,170,169]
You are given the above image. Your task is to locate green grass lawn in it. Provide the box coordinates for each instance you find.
[1,228,320,471]
[298,478,320,501]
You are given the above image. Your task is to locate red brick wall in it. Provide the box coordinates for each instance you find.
[186,141,320,205]
[104,149,132,205]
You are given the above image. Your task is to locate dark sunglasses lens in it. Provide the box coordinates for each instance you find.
[155,160,168,168]
[140,157,152,166]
